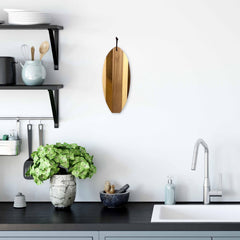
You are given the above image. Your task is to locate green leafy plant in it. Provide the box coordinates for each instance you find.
[26,142,96,185]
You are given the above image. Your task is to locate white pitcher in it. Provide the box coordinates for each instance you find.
[20,60,46,86]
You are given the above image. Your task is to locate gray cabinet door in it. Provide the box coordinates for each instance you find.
[0,231,98,240]
[0,239,92,240]
[213,238,240,240]
[100,231,212,240]
[105,238,210,240]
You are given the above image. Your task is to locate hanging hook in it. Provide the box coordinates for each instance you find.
[116,37,118,51]
[16,118,20,140]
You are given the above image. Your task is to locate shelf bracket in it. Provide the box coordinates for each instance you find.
[48,29,59,70]
[48,89,59,128]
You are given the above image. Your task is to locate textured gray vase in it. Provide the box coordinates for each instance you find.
[50,174,76,208]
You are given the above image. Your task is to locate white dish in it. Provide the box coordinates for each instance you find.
[4,9,25,12]
[4,10,51,25]
[151,204,240,222]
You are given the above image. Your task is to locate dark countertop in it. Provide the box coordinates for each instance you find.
[0,202,240,231]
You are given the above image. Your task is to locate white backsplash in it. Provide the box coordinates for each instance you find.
[0,0,239,202]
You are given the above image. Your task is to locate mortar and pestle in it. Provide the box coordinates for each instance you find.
[100,182,130,208]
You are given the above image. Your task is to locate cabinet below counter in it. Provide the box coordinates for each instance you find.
[1,231,240,240]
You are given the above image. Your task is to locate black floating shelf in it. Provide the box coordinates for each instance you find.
[0,24,63,30]
[0,24,64,70]
[0,84,64,128]
[0,84,63,90]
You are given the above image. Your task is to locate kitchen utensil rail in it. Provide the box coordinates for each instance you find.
[0,117,53,120]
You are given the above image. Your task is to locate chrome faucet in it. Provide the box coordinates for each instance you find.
[191,139,222,204]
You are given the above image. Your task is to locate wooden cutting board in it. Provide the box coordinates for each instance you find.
[102,47,130,113]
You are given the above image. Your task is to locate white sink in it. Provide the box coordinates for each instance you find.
[151,204,240,222]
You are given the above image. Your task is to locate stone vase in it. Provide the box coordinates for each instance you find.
[50,174,76,208]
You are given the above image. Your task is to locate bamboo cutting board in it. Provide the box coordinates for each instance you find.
[103,47,130,113]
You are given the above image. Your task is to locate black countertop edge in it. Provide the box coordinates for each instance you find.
[2,201,240,204]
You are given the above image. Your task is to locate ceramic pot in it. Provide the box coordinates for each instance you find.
[21,60,46,85]
[0,57,16,85]
[50,174,76,208]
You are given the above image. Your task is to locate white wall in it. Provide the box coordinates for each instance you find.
[0,0,239,202]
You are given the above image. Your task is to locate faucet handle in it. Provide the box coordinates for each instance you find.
[209,173,223,197]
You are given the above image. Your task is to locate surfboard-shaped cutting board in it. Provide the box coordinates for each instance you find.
[102,47,130,113]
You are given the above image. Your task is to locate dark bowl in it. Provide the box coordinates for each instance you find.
[100,191,129,208]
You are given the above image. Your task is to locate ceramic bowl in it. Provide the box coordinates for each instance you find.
[4,9,51,25]
[100,191,129,208]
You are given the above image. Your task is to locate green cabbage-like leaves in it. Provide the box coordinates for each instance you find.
[26,143,96,185]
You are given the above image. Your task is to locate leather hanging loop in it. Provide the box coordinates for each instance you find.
[116,37,118,51]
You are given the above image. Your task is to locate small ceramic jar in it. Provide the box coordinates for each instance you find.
[13,192,26,208]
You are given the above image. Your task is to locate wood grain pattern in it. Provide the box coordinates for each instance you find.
[122,53,129,109]
[103,47,130,113]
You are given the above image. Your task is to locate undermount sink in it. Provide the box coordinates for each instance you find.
[151,204,240,222]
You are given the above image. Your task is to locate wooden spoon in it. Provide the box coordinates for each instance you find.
[31,46,35,61]
[39,41,50,60]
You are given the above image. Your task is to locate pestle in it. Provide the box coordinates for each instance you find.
[117,184,130,193]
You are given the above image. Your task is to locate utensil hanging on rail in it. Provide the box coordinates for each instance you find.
[38,123,43,146]
[23,124,33,180]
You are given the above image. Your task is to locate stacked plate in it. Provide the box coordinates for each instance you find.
[4,9,51,25]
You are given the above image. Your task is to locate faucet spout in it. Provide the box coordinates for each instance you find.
[191,138,210,204]
[191,139,209,177]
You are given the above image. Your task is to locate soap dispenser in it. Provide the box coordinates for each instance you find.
[165,176,175,205]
